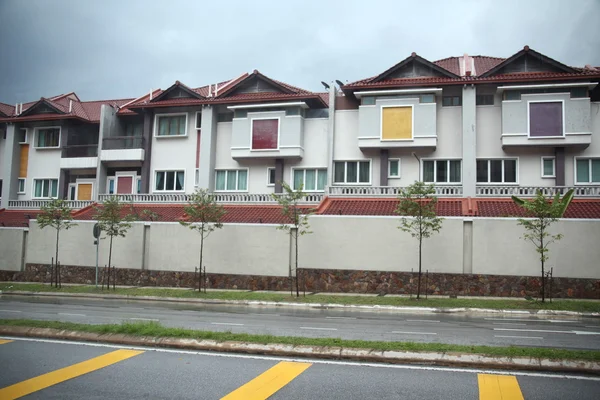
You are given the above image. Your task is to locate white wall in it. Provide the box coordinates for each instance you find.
[0,228,25,271]
[435,104,463,158]
[0,133,5,181]
[473,218,600,279]
[300,215,464,274]
[26,220,145,269]
[20,126,61,201]
[567,101,600,186]
[151,108,201,194]
[147,222,289,276]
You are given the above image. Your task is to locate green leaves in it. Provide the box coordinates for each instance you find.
[179,189,225,239]
[93,196,136,239]
[36,199,77,231]
[395,181,443,239]
[272,182,313,237]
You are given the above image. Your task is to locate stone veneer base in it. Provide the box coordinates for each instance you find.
[0,264,598,299]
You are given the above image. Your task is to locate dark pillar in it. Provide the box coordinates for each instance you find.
[141,110,154,193]
[555,147,565,186]
[274,158,284,193]
[59,169,70,199]
[380,149,389,186]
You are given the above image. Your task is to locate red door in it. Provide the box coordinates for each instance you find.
[117,176,133,194]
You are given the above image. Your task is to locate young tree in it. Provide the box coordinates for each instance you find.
[36,199,77,287]
[93,196,137,288]
[179,189,225,292]
[512,189,574,302]
[395,182,443,300]
[272,182,313,297]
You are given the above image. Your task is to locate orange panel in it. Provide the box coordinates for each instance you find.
[19,145,29,177]
[77,184,92,200]
[382,107,412,140]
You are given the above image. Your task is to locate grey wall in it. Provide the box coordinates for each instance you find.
[0,228,25,271]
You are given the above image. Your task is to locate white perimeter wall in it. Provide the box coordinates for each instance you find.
[0,228,25,271]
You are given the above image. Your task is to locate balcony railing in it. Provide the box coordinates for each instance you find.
[327,186,463,197]
[62,144,98,158]
[476,186,600,197]
[102,136,144,150]
[97,193,324,204]
[7,200,95,209]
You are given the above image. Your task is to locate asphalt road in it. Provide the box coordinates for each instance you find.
[0,338,599,399]
[0,295,599,350]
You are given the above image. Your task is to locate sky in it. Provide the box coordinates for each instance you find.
[0,0,599,104]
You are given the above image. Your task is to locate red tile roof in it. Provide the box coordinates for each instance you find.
[476,199,600,219]
[433,56,505,76]
[0,210,42,227]
[0,102,14,117]
[318,198,463,217]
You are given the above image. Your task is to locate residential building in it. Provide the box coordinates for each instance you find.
[1,46,599,211]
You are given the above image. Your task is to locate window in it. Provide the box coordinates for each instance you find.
[504,91,521,101]
[542,157,556,178]
[195,112,202,129]
[442,96,461,107]
[217,112,233,122]
[33,179,58,198]
[107,177,115,194]
[124,124,142,137]
[18,178,26,193]
[333,161,370,184]
[195,168,200,186]
[529,102,563,137]
[476,159,517,183]
[157,115,186,136]
[215,170,248,191]
[68,184,76,200]
[420,94,435,103]
[155,170,185,191]
[136,177,142,194]
[423,160,461,183]
[18,129,27,144]
[286,107,303,116]
[234,109,248,118]
[388,159,400,178]
[293,169,327,191]
[476,94,494,106]
[267,168,276,186]
[252,118,279,150]
[362,96,375,105]
[570,87,588,98]
[35,127,60,148]
[576,159,600,184]
[381,106,412,140]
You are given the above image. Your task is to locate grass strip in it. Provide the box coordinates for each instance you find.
[1,318,599,362]
[1,283,599,312]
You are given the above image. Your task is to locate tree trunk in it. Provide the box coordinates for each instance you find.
[540,225,545,303]
[417,236,422,300]
[199,229,204,292]
[55,228,60,288]
[107,235,113,289]
[295,230,299,298]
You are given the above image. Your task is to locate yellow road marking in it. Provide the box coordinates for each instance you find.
[0,349,143,399]
[221,361,311,400]
[478,373,524,400]
[0,339,13,345]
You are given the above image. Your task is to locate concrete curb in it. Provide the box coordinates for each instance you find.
[1,290,599,317]
[0,326,598,374]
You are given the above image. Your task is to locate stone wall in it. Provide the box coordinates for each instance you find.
[2,264,597,299]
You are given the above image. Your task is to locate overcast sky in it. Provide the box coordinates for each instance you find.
[0,0,598,103]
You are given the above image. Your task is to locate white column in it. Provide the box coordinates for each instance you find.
[198,106,218,190]
[462,85,477,197]
[1,124,20,208]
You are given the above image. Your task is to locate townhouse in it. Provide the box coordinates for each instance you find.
[1,46,599,210]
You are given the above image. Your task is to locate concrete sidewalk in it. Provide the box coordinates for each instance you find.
[0,326,598,374]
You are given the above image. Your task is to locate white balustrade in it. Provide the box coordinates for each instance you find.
[7,200,94,209]
[476,186,600,197]
[97,192,323,204]
[327,186,463,197]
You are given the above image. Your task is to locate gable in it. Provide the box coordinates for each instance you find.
[22,101,63,116]
[228,77,285,95]
[382,60,449,80]
[494,53,565,75]
[162,87,196,100]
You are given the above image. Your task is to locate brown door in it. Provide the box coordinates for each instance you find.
[19,145,29,177]
[117,176,133,194]
[77,183,93,200]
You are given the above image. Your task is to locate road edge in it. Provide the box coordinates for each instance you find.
[1,290,598,317]
[0,325,598,374]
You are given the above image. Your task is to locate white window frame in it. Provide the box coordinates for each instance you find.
[380,105,414,141]
[541,157,556,178]
[333,160,372,185]
[267,167,276,187]
[18,128,28,144]
[214,169,249,192]
[250,117,280,151]
[194,168,200,187]
[388,159,401,178]
[153,169,186,192]
[421,158,462,184]
[574,157,600,185]
[106,177,116,194]
[34,126,61,149]
[291,167,327,192]
[475,158,519,185]
[67,180,96,201]
[154,112,188,138]
[17,178,26,194]
[68,183,77,200]
[195,111,202,130]
[111,172,138,195]
[135,177,142,194]
[32,178,59,199]
[527,100,565,138]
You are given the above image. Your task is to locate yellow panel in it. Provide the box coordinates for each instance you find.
[478,374,524,400]
[19,145,29,177]
[77,183,93,200]
[382,107,412,140]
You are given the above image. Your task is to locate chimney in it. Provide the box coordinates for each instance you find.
[149,89,153,100]
[464,53,472,77]
[215,83,219,96]
[208,84,212,97]
[15,103,19,115]
[69,100,73,113]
